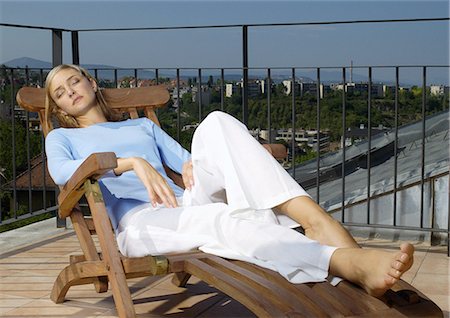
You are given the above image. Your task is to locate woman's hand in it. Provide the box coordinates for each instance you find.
[115,157,178,208]
[182,160,194,190]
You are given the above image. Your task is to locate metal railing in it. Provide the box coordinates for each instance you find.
[0,19,449,255]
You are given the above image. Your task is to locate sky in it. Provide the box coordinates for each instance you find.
[0,0,449,84]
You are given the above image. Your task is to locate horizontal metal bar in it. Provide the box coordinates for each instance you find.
[328,171,449,213]
[3,17,448,32]
[343,222,450,234]
[6,65,450,72]
[0,206,59,226]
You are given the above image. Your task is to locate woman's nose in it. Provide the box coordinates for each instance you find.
[67,89,74,97]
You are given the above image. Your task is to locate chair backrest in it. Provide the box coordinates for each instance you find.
[16,85,170,137]
[16,84,183,186]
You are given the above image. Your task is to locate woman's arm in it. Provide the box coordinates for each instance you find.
[46,130,86,185]
[114,157,178,208]
[145,119,191,174]
[143,119,194,190]
[181,160,194,190]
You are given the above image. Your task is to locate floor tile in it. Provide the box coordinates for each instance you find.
[3,298,109,317]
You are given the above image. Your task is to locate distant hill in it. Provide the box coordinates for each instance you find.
[2,57,431,86]
[3,57,52,69]
[0,57,348,83]
[2,57,157,80]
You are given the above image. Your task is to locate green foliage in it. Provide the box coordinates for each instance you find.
[158,84,448,147]
[0,212,55,233]
[0,118,42,181]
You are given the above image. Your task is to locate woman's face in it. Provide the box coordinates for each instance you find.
[49,68,98,118]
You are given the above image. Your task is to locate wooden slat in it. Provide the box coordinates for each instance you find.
[103,86,169,109]
[184,258,289,317]
[337,281,385,313]
[311,283,355,316]
[144,108,160,126]
[205,257,325,317]
[233,261,343,317]
[16,85,170,113]
[347,308,408,318]
[128,108,139,119]
[84,217,96,233]
[166,251,209,272]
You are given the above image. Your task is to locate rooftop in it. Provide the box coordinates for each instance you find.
[0,218,448,317]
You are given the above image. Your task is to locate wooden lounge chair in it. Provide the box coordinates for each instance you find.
[16,85,443,318]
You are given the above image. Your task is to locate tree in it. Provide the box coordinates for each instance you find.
[0,118,42,181]
[207,75,214,87]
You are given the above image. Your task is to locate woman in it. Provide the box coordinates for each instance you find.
[45,64,414,297]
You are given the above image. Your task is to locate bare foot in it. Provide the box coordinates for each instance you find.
[330,243,414,297]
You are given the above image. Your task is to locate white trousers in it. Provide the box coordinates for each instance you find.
[116,111,338,284]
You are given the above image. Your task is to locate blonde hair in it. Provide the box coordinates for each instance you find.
[44,64,120,132]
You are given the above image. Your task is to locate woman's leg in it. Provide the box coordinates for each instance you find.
[275,196,359,248]
[188,111,309,210]
[188,112,415,295]
[190,111,358,249]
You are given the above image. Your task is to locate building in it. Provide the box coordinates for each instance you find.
[4,155,57,214]
[171,87,191,107]
[282,80,301,96]
[225,83,239,97]
[191,85,212,106]
[341,124,388,148]
[275,128,330,152]
[430,85,450,96]
[236,80,264,97]
[282,81,330,98]
[332,82,385,98]
[290,110,449,237]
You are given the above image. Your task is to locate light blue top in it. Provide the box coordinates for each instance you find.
[45,118,191,230]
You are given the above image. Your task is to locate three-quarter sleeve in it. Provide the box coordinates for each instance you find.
[45,130,85,185]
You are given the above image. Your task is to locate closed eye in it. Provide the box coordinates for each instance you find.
[55,89,65,99]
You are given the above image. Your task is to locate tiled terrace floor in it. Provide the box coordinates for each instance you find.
[0,218,448,317]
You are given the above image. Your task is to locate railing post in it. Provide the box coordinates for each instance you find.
[316,68,321,203]
[367,67,372,224]
[52,29,63,67]
[341,67,347,223]
[267,68,272,143]
[176,68,180,141]
[242,25,249,125]
[198,68,202,122]
[291,68,296,179]
[393,67,399,226]
[10,69,17,219]
[52,29,66,228]
[420,66,426,228]
[221,68,225,111]
[71,31,80,65]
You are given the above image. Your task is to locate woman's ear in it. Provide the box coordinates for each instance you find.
[90,79,98,93]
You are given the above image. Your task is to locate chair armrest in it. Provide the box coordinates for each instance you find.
[262,144,288,160]
[58,152,118,218]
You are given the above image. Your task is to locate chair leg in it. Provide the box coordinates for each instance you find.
[51,261,107,303]
[85,180,136,318]
[70,208,109,293]
[171,272,191,287]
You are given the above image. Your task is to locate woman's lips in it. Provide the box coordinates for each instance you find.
[73,96,83,105]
